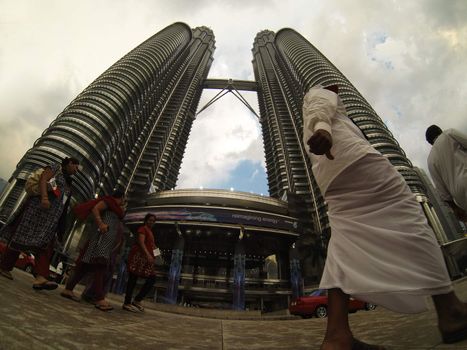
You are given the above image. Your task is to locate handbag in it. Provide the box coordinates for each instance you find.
[24,168,45,195]
[24,167,61,197]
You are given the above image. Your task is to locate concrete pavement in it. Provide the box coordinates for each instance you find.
[0,269,466,350]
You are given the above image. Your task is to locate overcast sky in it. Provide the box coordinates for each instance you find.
[0,0,466,196]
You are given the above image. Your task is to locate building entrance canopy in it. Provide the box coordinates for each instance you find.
[124,189,300,258]
[125,205,299,232]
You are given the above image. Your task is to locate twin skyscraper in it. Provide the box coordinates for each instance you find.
[0,22,430,244]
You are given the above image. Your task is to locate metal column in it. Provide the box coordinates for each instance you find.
[232,227,246,310]
[166,224,185,304]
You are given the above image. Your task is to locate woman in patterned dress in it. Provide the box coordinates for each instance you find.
[122,213,157,312]
[0,158,79,290]
[60,190,126,311]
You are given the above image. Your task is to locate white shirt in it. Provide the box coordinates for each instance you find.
[302,86,379,194]
[427,128,467,210]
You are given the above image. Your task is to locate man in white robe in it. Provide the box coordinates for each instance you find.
[426,125,467,222]
[303,85,467,350]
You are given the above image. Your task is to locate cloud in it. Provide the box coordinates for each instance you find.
[422,0,467,29]
[177,91,263,189]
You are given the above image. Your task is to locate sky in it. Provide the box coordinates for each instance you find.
[0,0,466,196]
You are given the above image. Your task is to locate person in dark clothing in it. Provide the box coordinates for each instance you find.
[60,190,126,311]
[0,157,79,291]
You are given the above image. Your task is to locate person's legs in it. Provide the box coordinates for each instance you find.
[102,261,116,296]
[32,242,57,289]
[0,248,21,279]
[432,292,467,343]
[134,275,156,302]
[63,262,89,295]
[91,264,107,303]
[124,272,138,305]
[321,289,386,350]
[81,277,97,303]
[92,264,114,311]
[320,288,353,350]
[82,263,109,303]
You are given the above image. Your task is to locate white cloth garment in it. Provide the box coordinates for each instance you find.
[303,85,452,313]
[302,86,379,194]
[320,154,452,313]
[427,129,467,211]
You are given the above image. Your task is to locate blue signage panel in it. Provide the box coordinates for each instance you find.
[126,206,299,232]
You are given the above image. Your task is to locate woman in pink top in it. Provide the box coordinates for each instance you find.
[122,213,157,312]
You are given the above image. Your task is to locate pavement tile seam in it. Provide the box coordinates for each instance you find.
[2,271,467,349]
[221,320,224,350]
[0,326,61,350]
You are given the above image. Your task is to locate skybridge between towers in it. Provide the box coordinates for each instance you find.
[203,78,257,91]
[197,78,260,119]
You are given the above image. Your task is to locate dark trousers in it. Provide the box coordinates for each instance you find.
[124,272,156,304]
[82,261,115,301]
[66,261,107,301]
[34,241,54,277]
[0,247,20,271]
[0,242,53,277]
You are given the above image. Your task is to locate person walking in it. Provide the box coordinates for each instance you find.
[122,213,157,312]
[80,232,126,304]
[302,84,467,349]
[426,125,467,222]
[0,157,79,290]
[60,190,126,311]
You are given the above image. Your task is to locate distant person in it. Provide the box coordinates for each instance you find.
[302,85,467,349]
[0,157,79,290]
[122,213,157,312]
[60,190,126,311]
[426,125,467,222]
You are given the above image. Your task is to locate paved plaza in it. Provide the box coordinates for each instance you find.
[0,270,466,350]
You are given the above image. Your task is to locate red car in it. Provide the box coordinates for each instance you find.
[289,289,376,318]
[0,241,35,273]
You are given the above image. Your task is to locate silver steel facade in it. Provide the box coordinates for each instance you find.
[0,23,215,219]
[253,28,430,239]
[274,28,424,194]
[253,30,329,237]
